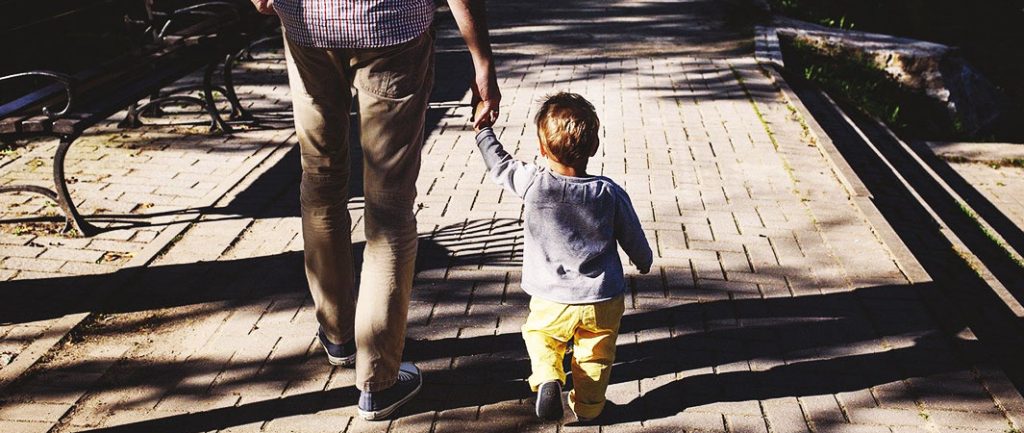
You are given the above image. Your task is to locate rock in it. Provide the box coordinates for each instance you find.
[0,352,15,367]
[773,17,1009,138]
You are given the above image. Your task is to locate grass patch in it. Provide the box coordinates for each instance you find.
[780,38,958,140]
[956,201,1024,270]
[988,158,1024,169]
[941,155,1024,169]
[766,0,1024,106]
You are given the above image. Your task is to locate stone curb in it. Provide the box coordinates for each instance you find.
[751,52,930,284]
[753,38,1024,418]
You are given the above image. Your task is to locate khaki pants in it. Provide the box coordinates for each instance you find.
[284,30,435,392]
[522,295,625,419]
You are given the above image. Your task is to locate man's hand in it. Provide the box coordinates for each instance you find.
[473,68,500,130]
[250,0,276,15]
[448,0,501,130]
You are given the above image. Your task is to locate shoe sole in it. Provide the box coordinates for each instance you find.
[535,383,564,420]
[357,376,423,421]
[322,345,355,367]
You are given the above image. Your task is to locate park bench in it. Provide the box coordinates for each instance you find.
[0,0,276,237]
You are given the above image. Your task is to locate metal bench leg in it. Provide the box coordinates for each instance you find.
[142,91,166,117]
[222,52,253,121]
[119,102,145,128]
[203,62,233,133]
[53,135,99,236]
[238,35,283,61]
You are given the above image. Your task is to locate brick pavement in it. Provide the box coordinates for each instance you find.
[2,1,1024,432]
[0,49,296,384]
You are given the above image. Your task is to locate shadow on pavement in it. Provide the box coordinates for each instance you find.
[22,282,981,432]
[0,217,522,325]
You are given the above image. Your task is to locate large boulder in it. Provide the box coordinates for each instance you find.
[773,17,1009,138]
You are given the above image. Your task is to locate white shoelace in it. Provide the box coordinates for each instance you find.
[397,369,417,382]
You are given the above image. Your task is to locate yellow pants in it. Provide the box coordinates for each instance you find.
[522,295,625,419]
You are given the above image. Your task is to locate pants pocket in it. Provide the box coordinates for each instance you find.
[354,31,434,100]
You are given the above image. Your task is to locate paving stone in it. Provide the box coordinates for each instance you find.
[927,409,1013,431]
[0,402,73,423]
[0,257,64,273]
[0,420,53,433]
[726,414,769,433]
[846,407,926,427]
[762,398,810,433]
[645,411,726,432]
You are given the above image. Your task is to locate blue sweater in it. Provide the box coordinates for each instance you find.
[475,128,654,304]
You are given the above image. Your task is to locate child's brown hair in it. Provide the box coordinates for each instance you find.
[534,92,600,166]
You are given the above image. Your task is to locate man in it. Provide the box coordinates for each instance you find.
[249,0,500,421]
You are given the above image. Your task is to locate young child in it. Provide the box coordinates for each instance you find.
[474,92,653,421]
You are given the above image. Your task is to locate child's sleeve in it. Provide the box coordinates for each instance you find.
[475,127,538,198]
[613,186,654,273]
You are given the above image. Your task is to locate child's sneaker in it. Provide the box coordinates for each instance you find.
[535,380,564,420]
[317,326,355,367]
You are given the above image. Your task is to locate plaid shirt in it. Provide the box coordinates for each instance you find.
[275,0,435,48]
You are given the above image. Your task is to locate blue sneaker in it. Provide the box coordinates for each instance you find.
[317,327,355,367]
[357,362,423,420]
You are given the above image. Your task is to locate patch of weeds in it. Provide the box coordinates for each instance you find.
[781,37,958,140]
[957,202,1024,270]
[730,66,779,151]
[0,140,17,156]
[785,102,816,144]
[940,155,972,164]
[988,158,1024,169]
[819,15,855,30]
[942,155,1024,170]
[952,244,984,277]
[4,221,62,237]
[65,313,107,344]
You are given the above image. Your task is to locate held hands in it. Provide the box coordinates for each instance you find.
[472,68,501,131]
[250,0,276,15]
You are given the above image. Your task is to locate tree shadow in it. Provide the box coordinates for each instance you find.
[0,216,522,325]
[16,281,999,432]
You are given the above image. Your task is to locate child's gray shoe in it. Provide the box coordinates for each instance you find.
[535,380,564,420]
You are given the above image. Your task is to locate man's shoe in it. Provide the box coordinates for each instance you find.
[317,327,355,367]
[358,362,423,421]
[535,380,564,420]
